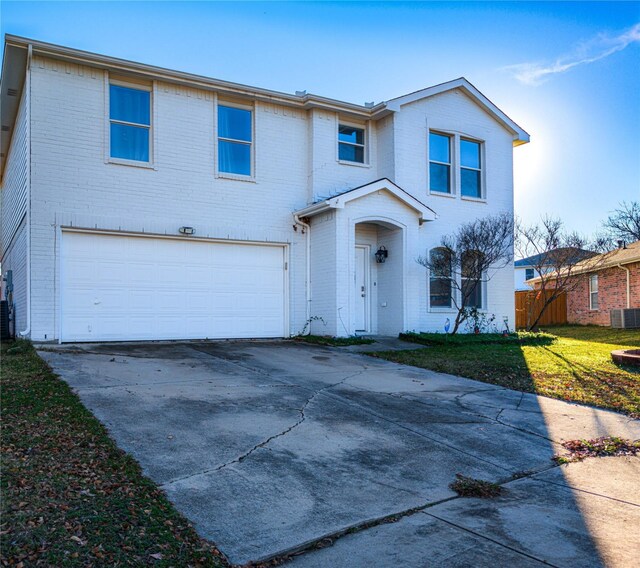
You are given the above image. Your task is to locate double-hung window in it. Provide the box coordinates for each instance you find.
[429,247,453,308]
[109,83,151,162]
[460,139,482,198]
[429,132,451,193]
[338,124,365,163]
[589,274,599,310]
[218,104,252,176]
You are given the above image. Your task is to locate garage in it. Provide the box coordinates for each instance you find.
[60,231,287,342]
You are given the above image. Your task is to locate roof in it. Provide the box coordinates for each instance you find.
[527,241,640,283]
[1,35,529,174]
[385,78,530,146]
[294,178,437,224]
[515,247,596,268]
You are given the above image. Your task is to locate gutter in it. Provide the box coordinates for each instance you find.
[617,264,631,309]
[19,44,32,338]
[293,214,311,334]
[5,35,378,119]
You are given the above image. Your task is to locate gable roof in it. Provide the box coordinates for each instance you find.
[574,240,640,273]
[527,240,640,283]
[515,247,596,268]
[294,178,437,223]
[385,78,530,146]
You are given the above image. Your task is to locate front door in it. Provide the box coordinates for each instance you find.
[354,246,369,332]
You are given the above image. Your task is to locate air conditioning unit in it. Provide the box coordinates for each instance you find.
[610,308,640,329]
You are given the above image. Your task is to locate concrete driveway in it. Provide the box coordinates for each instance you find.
[39,341,640,567]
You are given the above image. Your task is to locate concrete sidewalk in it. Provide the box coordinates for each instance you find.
[38,340,640,567]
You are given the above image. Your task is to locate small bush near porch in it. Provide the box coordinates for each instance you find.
[370,326,640,417]
[1,341,227,567]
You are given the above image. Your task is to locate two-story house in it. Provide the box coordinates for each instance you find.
[0,36,529,343]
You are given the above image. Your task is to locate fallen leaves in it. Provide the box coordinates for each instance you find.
[1,342,227,567]
[554,436,640,464]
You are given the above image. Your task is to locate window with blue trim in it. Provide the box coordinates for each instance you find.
[109,84,151,162]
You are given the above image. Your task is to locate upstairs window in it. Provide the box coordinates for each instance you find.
[525,268,535,281]
[429,132,451,193]
[338,124,365,163]
[461,139,482,198]
[109,84,151,162]
[589,274,599,310]
[429,247,453,308]
[218,105,252,176]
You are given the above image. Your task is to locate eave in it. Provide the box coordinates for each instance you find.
[295,178,437,224]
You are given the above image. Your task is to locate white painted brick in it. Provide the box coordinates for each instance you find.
[2,54,518,340]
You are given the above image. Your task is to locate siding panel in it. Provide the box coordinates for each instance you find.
[1,84,29,257]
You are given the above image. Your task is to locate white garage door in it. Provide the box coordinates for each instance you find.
[61,231,286,342]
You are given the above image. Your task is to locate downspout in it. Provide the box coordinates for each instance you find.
[293,214,311,333]
[617,264,631,309]
[19,44,32,338]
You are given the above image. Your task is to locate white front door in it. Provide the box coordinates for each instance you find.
[354,246,369,332]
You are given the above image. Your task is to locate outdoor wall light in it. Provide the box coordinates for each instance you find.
[375,246,388,264]
[179,226,195,235]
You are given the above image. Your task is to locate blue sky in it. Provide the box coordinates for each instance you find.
[2,1,639,235]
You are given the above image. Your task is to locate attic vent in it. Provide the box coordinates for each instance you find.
[7,88,18,97]
[1,125,9,132]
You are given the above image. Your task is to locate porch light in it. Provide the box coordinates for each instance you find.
[375,246,388,264]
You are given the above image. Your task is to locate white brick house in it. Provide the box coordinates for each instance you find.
[0,36,529,342]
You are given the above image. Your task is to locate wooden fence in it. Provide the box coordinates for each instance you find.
[515,290,567,329]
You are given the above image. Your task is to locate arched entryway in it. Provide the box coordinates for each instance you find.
[353,219,405,335]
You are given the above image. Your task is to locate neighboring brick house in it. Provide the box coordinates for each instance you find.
[515,247,595,291]
[530,241,640,327]
[566,242,640,326]
[0,35,529,342]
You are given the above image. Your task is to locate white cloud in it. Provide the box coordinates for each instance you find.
[505,22,640,86]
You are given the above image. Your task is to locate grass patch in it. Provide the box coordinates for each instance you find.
[449,474,502,498]
[553,436,640,464]
[1,340,227,567]
[294,335,375,346]
[371,325,640,416]
[399,330,555,346]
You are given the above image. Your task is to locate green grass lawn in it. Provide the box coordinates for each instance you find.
[293,334,376,346]
[1,341,227,567]
[370,326,640,417]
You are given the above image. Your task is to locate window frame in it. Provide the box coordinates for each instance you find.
[428,131,453,195]
[337,120,368,166]
[461,250,485,310]
[428,247,454,310]
[106,77,154,168]
[460,137,484,200]
[589,274,599,310]
[216,100,255,180]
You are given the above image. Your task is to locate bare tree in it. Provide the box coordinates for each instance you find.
[515,217,609,330]
[603,201,640,244]
[418,212,514,334]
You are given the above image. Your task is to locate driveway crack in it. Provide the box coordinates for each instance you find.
[162,370,365,487]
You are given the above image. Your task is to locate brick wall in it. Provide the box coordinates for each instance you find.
[567,262,640,326]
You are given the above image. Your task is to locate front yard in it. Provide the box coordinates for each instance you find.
[0,341,227,567]
[370,325,640,417]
